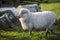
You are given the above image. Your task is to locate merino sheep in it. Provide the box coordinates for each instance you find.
[19,8,56,35]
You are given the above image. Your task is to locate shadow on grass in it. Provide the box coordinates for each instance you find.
[47,32,60,40]
[0,35,31,40]
[0,26,24,33]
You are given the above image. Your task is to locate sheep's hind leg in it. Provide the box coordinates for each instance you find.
[48,23,55,34]
[45,28,49,36]
[49,28,55,34]
[50,29,54,33]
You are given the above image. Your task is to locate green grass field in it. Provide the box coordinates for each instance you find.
[0,3,60,40]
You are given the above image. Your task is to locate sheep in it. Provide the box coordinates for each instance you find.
[17,4,42,12]
[18,8,56,36]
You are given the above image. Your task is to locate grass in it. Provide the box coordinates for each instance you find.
[0,3,60,40]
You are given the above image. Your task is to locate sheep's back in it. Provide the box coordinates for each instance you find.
[30,11,55,29]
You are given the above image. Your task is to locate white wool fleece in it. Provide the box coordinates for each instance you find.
[19,8,56,31]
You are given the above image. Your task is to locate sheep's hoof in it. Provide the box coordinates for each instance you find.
[29,32,32,35]
[29,31,32,35]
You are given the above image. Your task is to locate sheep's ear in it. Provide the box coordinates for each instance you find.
[21,10,28,14]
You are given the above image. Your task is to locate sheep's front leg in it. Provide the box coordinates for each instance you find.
[28,22,33,35]
[29,30,32,35]
[46,28,49,36]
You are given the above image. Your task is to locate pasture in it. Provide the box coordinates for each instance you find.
[0,3,60,40]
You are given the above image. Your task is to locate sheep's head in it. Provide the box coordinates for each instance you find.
[18,8,30,18]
